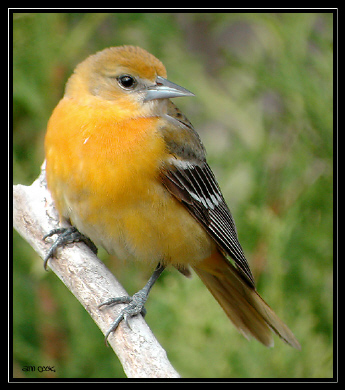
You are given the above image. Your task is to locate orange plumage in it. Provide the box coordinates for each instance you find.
[44,45,300,349]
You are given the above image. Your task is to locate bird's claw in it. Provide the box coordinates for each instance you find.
[43,226,98,270]
[98,291,148,346]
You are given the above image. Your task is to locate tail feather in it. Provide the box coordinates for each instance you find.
[192,251,300,349]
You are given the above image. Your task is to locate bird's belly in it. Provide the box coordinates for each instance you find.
[65,181,215,267]
[45,112,215,267]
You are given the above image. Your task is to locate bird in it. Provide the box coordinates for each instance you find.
[44,45,300,349]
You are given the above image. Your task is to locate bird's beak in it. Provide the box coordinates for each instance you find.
[143,76,195,102]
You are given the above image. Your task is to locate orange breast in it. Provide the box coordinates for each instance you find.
[45,97,215,266]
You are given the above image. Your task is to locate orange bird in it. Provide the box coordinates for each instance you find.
[44,45,300,349]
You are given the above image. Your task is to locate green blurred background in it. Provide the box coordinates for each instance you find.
[13,12,333,379]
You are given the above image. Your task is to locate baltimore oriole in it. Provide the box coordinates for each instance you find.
[44,45,300,349]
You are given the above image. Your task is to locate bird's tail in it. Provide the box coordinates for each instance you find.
[192,250,300,349]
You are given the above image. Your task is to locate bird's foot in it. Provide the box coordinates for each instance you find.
[98,263,165,345]
[43,226,98,269]
[98,291,148,345]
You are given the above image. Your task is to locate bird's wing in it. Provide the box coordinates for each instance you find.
[160,102,255,287]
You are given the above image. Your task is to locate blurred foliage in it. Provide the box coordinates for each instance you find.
[13,12,333,379]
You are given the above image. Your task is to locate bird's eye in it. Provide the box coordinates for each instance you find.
[117,75,137,90]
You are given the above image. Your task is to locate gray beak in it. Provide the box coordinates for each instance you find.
[144,76,195,102]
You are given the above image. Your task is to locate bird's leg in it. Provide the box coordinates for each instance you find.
[98,263,165,345]
[43,226,98,270]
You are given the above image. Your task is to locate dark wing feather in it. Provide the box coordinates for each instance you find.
[161,101,255,287]
[162,161,255,287]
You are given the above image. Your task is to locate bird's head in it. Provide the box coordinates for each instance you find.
[64,45,194,117]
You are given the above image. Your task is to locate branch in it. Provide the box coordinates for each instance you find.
[13,162,180,379]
